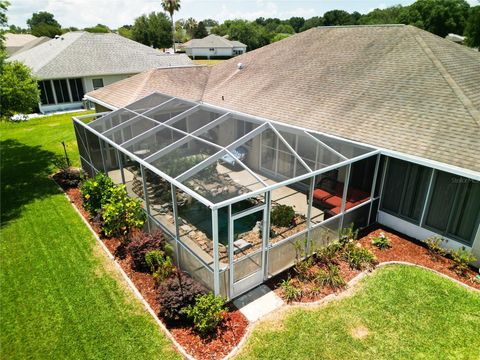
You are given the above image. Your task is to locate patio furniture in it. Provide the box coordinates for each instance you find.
[220,146,247,167]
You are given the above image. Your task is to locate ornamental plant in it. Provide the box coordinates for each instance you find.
[145,249,175,283]
[371,232,391,250]
[184,293,227,336]
[101,185,146,242]
[127,230,165,272]
[449,247,477,277]
[80,172,114,216]
[314,263,346,289]
[424,236,448,258]
[271,204,295,228]
[279,277,301,303]
[343,243,377,270]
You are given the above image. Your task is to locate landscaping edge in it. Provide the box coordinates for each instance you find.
[62,181,480,360]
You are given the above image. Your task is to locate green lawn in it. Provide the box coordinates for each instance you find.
[238,265,480,360]
[0,112,180,359]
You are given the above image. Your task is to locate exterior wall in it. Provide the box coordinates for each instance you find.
[95,103,113,113]
[232,46,247,55]
[83,74,134,93]
[39,101,84,113]
[187,47,233,59]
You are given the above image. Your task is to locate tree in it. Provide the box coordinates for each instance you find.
[300,16,324,32]
[359,5,405,25]
[288,17,305,33]
[323,10,355,26]
[464,5,480,47]
[117,26,133,39]
[132,12,173,49]
[275,24,295,34]
[27,11,62,37]
[217,20,270,50]
[0,61,40,119]
[1,0,9,63]
[271,33,291,42]
[399,0,470,37]
[202,18,218,27]
[8,24,28,34]
[184,17,197,38]
[84,23,110,33]
[193,21,208,38]
[161,0,181,51]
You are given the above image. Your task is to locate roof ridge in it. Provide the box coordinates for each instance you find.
[412,29,480,128]
[34,32,86,78]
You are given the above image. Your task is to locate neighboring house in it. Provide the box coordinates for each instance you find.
[7,31,193,113]
[5,33,50,56]
[184,34,247,59]
[81,25,480,298]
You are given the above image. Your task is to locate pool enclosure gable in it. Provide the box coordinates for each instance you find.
[73,92,380,299]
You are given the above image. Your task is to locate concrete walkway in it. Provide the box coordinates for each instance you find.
[233,285,284,323]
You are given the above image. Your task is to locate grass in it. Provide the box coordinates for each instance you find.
[192,59,225,66]
[0,112,180,359]
[238,265,480,360]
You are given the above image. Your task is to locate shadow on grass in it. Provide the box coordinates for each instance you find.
[1,139,62,227]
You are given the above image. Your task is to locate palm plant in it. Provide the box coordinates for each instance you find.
[161,0,181,51]
[184,17,197,38]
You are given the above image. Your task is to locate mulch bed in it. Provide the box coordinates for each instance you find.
[64,186,248,360]
[269,225,479,302]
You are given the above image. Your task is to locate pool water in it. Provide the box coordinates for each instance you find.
[178,200,263,245]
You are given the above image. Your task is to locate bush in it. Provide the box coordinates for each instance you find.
[184,293,227,336]
[424,236,448,257]
[344,244,376,270]
[53,167,85,189]
[145,250,175,283]
[80,173,114,216]
[315,264,345,289]
[339,223,359,246]
[157,273,206,323]
[449,247,477,277]
[371,232,391,250]
[317,242,342,265]
[101,185,146,241]
[127,230,165,272]
[271,204,295,227]
[280,277,301,303]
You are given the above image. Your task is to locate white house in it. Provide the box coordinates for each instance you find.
[7,31,193,113]
[184,34,247,59]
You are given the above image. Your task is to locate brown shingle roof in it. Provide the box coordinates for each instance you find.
[86,25,480,173]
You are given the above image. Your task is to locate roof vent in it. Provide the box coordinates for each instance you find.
[237,62,245,70]
[54,35,60,39]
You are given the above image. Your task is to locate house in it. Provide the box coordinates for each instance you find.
[7,31,194,113]
[77,25,480,299]
[184,34,247,59]
[4,33,50,56]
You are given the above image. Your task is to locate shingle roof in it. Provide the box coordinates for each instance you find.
[86,25,480,173]
[7,31,193,79]
[5,33,38,47]
[184,34,247,48]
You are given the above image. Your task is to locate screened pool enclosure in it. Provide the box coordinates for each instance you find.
[73,92,382,299]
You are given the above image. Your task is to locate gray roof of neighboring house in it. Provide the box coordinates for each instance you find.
[86,25,480,174]
[5,33,50,56]
[7,31,193,79]
[184,34,247,49]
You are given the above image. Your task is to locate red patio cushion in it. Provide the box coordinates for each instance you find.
[313,188,333,201]
[324,195,343,207]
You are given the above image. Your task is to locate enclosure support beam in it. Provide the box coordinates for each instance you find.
[115,149,126,185]
[268,124,312,172]
[303,131,348,161]
[228,205,234,299]
[212,209,220,296]
[367,155,381,225]
[419,169,436,227]
[171,184,180,263]
[306,177,315,253]
[340,164,352,230]
[140,165,151,232]
[263,191,272,281]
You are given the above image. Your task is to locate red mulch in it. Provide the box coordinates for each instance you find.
[359,227,480,290]
[270,226,479,302]
[64,187,248,360]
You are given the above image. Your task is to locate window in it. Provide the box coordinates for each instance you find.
[209,48,215,52]
[38,80,55,105]
[69,78,85,102]
[92,78,104,90]
[425,172,480,245]
[53,79,71,103]
[381,158,431,224]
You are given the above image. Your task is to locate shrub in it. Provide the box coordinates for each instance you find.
[315,264,346,289]
[449,247,477,277]
[424,236,448,257]
[101,185,146,242]
[344,244,376,270]
[293,237,315,281]
[271,205,295,228]
[80,172,114,216]
[157,273,206,323]
[184,293,227,336]
[317,242,342,265]
[127,230,165,272]
[145,250,175,283]
[279,277,301,303]
[338,223,359,247]
[371,232,391,250]
[53,167,85,189]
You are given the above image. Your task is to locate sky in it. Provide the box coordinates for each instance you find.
[7,0,479,29]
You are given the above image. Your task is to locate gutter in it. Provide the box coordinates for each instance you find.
[84,95,118,111]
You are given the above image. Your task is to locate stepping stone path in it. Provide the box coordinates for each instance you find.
[233,285,284,323]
